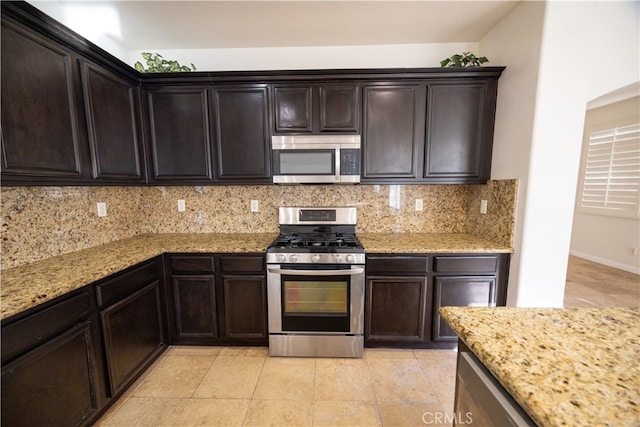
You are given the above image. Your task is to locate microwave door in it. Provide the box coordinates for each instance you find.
[273,149,339,183]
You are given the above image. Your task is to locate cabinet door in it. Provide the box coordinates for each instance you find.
[318,84,360,133]
[361,84,426,180]
[433,276,496,341]
[80,60,145,182]
[222,275,267,342]
[424,83,495,183]
[1,321,99,427]
[171,275,218,340]
[1,20,89,183]
[273,85,313,133]
[366,276,428,344]
[147,87,213,182]
[100,281,165,395]
[212,86,271,182]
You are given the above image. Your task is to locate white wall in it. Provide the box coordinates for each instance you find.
[128,43,478,71]
[571,95,640,274]
[481,0,640,307]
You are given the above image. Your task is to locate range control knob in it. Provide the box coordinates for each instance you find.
[277,254,287,263]
[311,254,321,263]
[346,255,355,263]
[334,255,344,263]
[289,254,298,263]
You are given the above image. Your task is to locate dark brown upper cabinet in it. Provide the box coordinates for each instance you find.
[80,60,146,183]
[211,85,271,183]
[146,87,214,183]
[0,17,90,184]
[361,83,427,181]
[273,83,360,134]
[424,81,497,183]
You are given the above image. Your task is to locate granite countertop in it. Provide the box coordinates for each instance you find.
[0,233,277,320]
[1,232,512,321]
[357,232,513,253]
[440,306,640,427]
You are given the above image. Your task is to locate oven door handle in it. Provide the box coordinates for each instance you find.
[267,267,364,276]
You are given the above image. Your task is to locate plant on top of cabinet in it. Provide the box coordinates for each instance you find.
[134,52,196,73]
[440,52,489,68]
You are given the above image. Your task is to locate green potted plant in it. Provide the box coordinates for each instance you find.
[440,52,489,68]
[134,52,196,73]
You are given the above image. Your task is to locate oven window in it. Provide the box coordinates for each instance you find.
[284,281,347,314]
[278,151,334,175]
[281,274,351,332]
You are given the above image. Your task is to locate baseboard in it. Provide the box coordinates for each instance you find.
[569,250,640,275]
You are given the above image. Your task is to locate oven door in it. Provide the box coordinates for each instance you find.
[267,264,365,335]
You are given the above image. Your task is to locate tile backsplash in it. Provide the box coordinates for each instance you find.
[1,180,517,269]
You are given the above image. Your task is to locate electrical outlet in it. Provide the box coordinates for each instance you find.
[415,198,423,211]
[480,199,488,214]
[250,200,259,212]
[177,199,186,212]
[97,202,107,217]
[631,248,638,256]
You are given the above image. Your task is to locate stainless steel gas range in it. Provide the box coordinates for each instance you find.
[266,207,365,358]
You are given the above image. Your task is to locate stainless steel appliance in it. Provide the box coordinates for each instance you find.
[271,135,361,184]
[266,207,365,357]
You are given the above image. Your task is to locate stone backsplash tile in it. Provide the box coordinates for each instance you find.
[1,181,517,269]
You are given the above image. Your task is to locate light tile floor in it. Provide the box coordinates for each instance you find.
[96,347,457,427]
[563,256,640,307]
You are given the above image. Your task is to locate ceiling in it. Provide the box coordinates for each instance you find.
[29,1,519,50]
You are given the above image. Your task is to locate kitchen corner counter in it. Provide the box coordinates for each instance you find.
[357,232,513,253]
[0,233,277,320]
[440,306,640,427]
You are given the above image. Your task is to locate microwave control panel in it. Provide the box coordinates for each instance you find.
[341,149,361,176]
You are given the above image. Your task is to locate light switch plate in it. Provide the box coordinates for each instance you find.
[415,199,423,211]
[177,199,186,212]
[250,200,259,212]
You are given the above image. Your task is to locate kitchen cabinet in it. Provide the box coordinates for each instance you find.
[272,83,360,134]
[365,256,431,346]
[423,82,498,183]
[1,290,106,427]
[219,255,268,344]
[80,59,146,183]
[432,255,510,341]
[361,83,427,180]
[1,15,90,184]
[146,86,214,183]
[95,258,167,396]
[165,254,267,345]
[211,85,271,182]
[166,255,218,343]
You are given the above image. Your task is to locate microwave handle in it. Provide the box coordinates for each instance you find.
[335,147,340,181]
[267,267,364,276]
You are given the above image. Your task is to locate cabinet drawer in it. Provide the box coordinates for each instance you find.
[433,256,497,273]
[1,291,91,364]
[220,256,265,274]
[366,256,428,274]
[169,255,215,274]
[96,259,160,307]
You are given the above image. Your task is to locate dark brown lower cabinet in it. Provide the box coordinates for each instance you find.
[222,274,267,341]
[100,281,165,395]
[366,276,429,344]
[171,275,218,340]
[166,253,267,346]
[1,321,99,427]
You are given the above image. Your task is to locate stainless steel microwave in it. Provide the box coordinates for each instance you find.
[271,135,361,184]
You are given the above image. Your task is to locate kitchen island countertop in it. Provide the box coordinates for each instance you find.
[440,306,640,427]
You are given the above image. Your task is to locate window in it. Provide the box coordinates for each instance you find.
[578,122,640,218]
